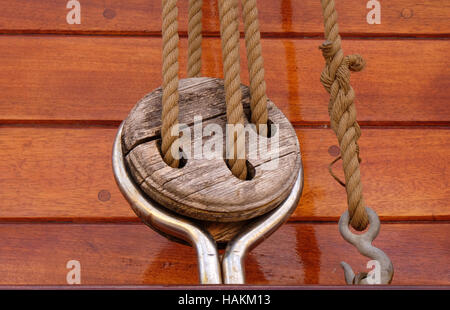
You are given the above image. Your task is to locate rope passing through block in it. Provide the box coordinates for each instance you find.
[121,77,301,243]
[161,0,270,181]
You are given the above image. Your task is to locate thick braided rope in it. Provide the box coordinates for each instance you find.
[218,0,247,180]
[241,0,268,136]
[187,0,202,77]
[320,0,369,230]
[161,0,180,168]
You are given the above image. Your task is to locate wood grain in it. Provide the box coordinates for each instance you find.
[0,222,447,285]
[295,128,450,222]
[1,0,448,288]
[0,36,448,124]
[0,1,448,36]
[0,126,448,222]
[123,77,301,222]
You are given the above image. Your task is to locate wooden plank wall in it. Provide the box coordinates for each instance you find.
[0,0,448,286]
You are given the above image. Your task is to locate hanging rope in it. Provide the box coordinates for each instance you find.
[319,0,369,231]
[218,0,247,180]
[160,0,268,181]
[161,0,180,168]
[187,0,202,77]
[242,0,268,136]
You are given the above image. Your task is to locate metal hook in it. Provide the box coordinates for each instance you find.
[338,207,394,284]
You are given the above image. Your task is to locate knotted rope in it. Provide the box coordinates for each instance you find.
[319,0,369,230]
[160,0,268,181]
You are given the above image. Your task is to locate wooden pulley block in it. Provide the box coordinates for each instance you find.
[121,77,302,243]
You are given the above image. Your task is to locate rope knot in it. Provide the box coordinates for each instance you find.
[346,54,365,72]
[319,40,334,60]
[318,41,335,92]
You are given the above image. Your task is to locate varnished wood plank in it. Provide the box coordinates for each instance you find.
[0,36,448,124]
[0,126,135,221]
[0,126,448,221]
[0,222,447,285]
[294,128,450,221]
[0,1,448,36]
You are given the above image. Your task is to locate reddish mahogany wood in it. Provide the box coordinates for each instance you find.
[0,1,448,37]
[0,0,448,287]
[0,126,448,222]
[0,36,448,124]
[0,223,447,285]
[294,128,450,222]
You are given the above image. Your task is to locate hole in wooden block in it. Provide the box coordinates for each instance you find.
[266,119,277,138]
[244,108,277,138]
[245,160,256,180]
[224,159,256,181]
[156,140,188,169]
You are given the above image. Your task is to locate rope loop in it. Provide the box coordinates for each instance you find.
[160,0,269,180]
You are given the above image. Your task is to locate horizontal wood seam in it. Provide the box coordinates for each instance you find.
[0,285,447,289]
[0,31,449,39]
[1,121,449,128]
[0,219,447,225]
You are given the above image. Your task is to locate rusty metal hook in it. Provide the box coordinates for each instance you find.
[339,207,394,284]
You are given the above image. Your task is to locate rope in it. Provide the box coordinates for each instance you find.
[218,0,247,180]
[161,0,269,181]
[187,0,202,77]
[319,0,369,231]
[161,0,180,168]
[241,0,268,136]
